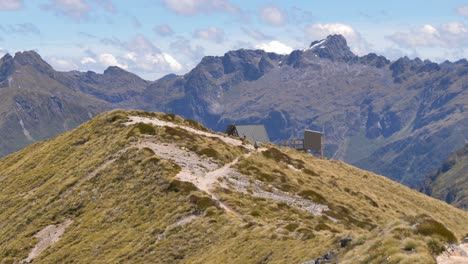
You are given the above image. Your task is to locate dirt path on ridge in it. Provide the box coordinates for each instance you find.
[128,116,325,217]
[437,243,468,264]
[22,219,73,263]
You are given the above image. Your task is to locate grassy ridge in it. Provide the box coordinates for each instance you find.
[0,110,466,263]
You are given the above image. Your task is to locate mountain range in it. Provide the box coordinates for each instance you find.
[0,34,466,194]
[0,110,466,263]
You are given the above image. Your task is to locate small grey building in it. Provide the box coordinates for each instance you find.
[304,129,323,158]
[226,124,270,143]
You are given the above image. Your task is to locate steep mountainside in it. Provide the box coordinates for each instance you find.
[0,110,466,263]
[0,35,466,189]
[0,51,150,156]
[140,35,467,187]
[421,144,468,210]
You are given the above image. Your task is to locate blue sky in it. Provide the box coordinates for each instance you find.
[1,0,468,79]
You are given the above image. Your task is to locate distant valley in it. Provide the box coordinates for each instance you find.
[0,34,466,197]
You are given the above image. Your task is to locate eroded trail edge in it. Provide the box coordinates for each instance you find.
[23,219,73,263]
[127,116,327,217]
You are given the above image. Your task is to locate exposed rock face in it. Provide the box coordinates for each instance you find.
[140,42,466,187]
[0,35,466,189]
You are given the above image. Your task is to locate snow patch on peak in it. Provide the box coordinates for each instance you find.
[304,39,326,51]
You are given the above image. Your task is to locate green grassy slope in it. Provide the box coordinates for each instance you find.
[0,110,466,264]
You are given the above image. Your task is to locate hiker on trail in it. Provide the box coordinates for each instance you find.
[243,134,246,140]
[254,140,259,151]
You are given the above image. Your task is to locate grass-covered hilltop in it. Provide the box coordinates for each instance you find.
[0,110,466,264]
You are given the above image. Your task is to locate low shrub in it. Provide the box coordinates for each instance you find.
[302,168,319,177]
[426,239,445,255]
[189,194,218,212]
[135,123,156,135]
[415,218,456,243]
[403,240,417,251]
[164,127,194,140]
[284,223,299,232]
[166,180,198,194]
[262,148,292,163]
[298,189,327,204]
[198,148,219,159]
[141,147,155,156]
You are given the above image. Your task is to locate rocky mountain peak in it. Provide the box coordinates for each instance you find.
[305,34,356,61]
[0,53,13,62]
[0,53,15,83]
[286,35,357,68]
[103,66,129,76]
[13,50,55,75]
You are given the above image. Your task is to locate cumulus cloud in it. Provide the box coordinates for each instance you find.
[193,27,224,43]
[387,22,468,49]
[98,53,128,69]
[42,0,116,20]
[43,0,90,20]
[255,40,293,54]
[154,24,174,37]
[260,5,287,26]
[99,34,184,74]
[80,57,96,64]
[48,57,79,71]
[162,0,239,16]
[0,23,40,35]
[0,0,22,10]
[304,23,370,55]
[241,27,271,41]
[143,53,182,72]
[457,5,468,17]
[170,36,205,62]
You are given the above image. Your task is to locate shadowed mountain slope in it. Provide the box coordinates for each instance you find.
[421,144,468,210]
[140,35,467,187]
[0,35,466,190]
[0,51,150,156]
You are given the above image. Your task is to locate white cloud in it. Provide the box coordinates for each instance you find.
[49,57,78,71]
[255,40,293,54]
[0,23,40,35]
[162,0,238,16]
[241,27,271,41]
[154,24,174,37]
[0,0,22,10]
[99,34,185,74]
[126,35,160,53]
[137,53,183,72]
[43,0,90,20]
[388,22,468,49]
[457,5,468,17]
[306,23,357,40]
[98,53,128,69]
[125,52,137,61]
[304,23,370,55]
[80,57,96,64]
[260,5,286,26]
[193,27,224,43]
[170,36,205,62]
[42,0,116,20]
